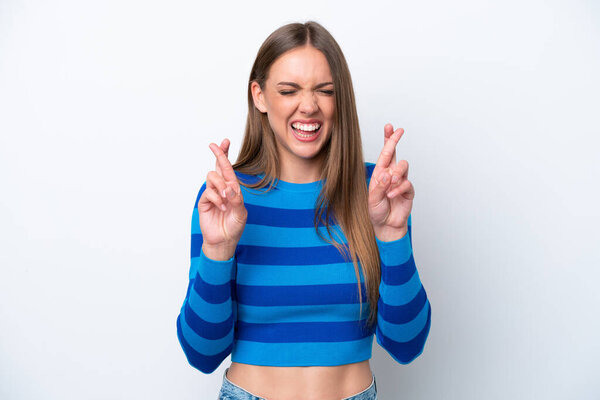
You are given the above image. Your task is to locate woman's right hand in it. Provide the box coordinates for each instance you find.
[198,139,247,260]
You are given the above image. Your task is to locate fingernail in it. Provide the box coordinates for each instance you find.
[220,204,227,211]
[391,175,399,184]
[379,173,389,184]
[221,189,227,198]
[227,188,235,198]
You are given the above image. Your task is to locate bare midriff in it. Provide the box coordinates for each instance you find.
[225,359,373,400]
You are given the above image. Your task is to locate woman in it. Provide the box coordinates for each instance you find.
[176,21,431,400]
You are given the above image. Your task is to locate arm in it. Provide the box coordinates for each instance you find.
[375,214,432,364]
[176,182,236,374]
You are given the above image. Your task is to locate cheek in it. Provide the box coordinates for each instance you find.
[272,103,294,122]
[322,100,335,119]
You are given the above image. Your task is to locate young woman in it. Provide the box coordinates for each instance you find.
[176,21,431,400]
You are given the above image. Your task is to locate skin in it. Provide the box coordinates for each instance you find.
[198,45,414,399]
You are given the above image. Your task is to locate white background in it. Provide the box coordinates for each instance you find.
[1,0,598,399]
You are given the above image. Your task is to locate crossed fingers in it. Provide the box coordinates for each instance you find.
[207,140,240,199]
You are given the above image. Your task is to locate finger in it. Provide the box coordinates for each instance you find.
[400,159,409,178]
[387,179,415,200]
[221,182,246,221]
[223,182,243,207]
[214,139,230,176]
[369,167,393,206]
[198,186,227,212]
[384,161,410,198]
[383,123,396,165]
[221,138,230,157]
[206,170,229,198]
[209,142,239,189]
[373,127,404,180]
[383,123,394,143]
[390,160,409,185]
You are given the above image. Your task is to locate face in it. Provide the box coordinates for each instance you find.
[251,45,335,171]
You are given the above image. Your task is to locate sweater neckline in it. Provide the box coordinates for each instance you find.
[257,173,324,192]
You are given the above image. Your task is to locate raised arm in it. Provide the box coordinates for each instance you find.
[176,139,247,374]
[176,182,237,374]
[366,123,432,363]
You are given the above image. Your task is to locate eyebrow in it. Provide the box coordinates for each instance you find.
[277,81,334,89]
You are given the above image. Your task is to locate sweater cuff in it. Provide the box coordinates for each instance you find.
[197,248,236,285]
[375,230,412,266]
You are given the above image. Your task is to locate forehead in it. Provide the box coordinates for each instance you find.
[268,46,332,83]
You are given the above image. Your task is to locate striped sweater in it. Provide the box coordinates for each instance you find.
[176,162,431,373]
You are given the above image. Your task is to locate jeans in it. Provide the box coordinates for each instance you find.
[217,367,377,400]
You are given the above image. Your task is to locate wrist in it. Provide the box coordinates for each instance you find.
[374,225,408,242]
[202,243,236,261]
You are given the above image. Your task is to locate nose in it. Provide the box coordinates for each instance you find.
[298,92,318,114]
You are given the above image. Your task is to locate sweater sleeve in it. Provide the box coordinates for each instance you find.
[176,182,237,374]
[375,215,432,364]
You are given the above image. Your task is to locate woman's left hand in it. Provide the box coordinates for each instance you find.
[368,124,415,242]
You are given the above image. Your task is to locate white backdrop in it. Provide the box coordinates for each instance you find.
[1,1,598,399]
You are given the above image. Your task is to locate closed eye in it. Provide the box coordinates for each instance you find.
[279,90,334,96]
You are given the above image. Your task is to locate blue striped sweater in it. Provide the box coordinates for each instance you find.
[176,162,431,373]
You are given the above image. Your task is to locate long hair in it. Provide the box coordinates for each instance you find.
[231,21,381,330]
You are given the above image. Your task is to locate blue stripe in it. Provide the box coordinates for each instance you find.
[236,261,363,286]
[177,314,232,374]
[191,234,203,259]
[179,308,234,355]
[236,319,374,342]
[193,183,206,211]
[381,254,417,285]
[242,188,323,209]
[236,244,350,265]
[195,251,234,285]
[376,303,431,364]
[379,269,424,306]
[192,271,232,304]
[236,282,367,306]
[365,162,375,177]
[238,302,371,323]
[188,287,234,324]
[377,232,413,265]
[377,286,429,324]
[378,300,430,342]
[245,203,336,227]
[239,224,346,247]
[183,300,233,340]
[191,207,201,235]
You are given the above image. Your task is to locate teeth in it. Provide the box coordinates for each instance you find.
[292,122,321,131]
[295,130,316,138]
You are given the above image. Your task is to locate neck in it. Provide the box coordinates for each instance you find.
[279,154,325,183]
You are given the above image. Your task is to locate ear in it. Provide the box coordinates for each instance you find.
[251,81,267,113]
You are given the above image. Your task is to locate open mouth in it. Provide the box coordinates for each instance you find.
[290,122,322,139]
[292,125,321,137]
